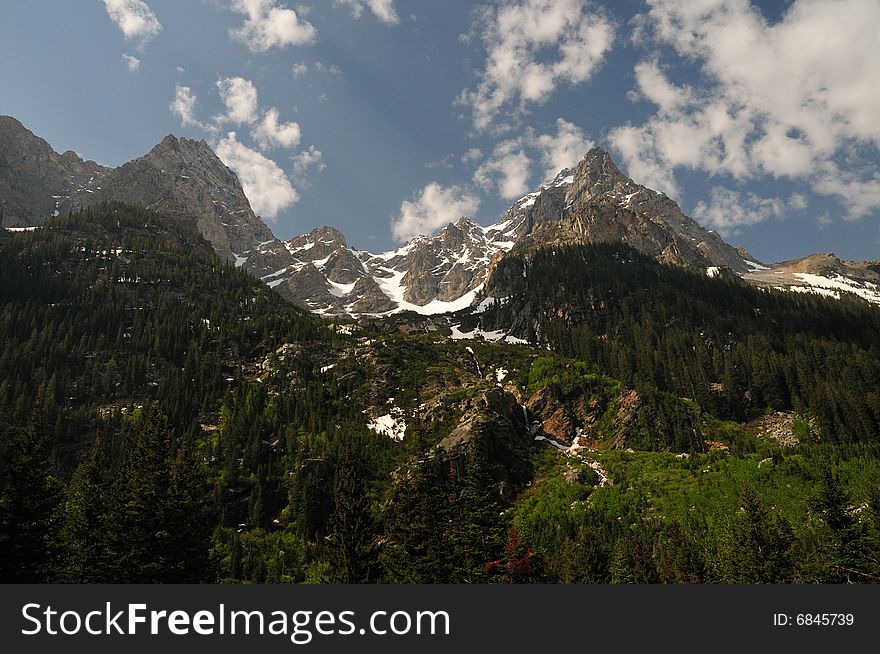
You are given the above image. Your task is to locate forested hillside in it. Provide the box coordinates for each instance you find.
[2,205,880,584]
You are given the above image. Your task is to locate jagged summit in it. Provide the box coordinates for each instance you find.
[246,141,755,315]
[0,117,273,261]
[573,146,629,197]
[4,116,877,315]
[0,115,106,227]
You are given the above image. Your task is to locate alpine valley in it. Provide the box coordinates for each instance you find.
[2,115,880,584]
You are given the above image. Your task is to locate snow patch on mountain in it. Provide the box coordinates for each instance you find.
[367,403,407,441]
[792,273,880,304]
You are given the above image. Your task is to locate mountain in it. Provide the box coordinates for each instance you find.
[743,251,880,303]
[4,202,880,585]
[0,116,273,263]
[513,148,750,273]
[3,115,878,316]
[249,217,516,315]
[0,116,105,226]
[247,150,756,316]
[62,134,276,262]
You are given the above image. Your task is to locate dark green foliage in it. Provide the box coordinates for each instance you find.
[61,405,213,582]
[0,418,63,582]
[480,243,880,444]
[2,205,880,583]
[716,486,795,583]
[328,436,377,583]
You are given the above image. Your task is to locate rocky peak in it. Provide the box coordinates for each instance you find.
[0,115,106,226]
[286,226,348,262]
[323,246,367,284]
[516,146,752,274]
[570,147,629,199]
[0,116,282,261]
[62,132,275,262]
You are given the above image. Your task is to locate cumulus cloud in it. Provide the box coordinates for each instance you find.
[251,108,302,150]
[474,141,532,200]
[812,165,880,220]
[292,62,309,78]
[692,187,808,236]
[533,118,594,181]
[215,77,260,125]
[215,132,299,220]
[335,0,400,25]
[103,0,162,47]
[392,183,481,242]
[292,145,326,182]
[173,77,303,153]
[315,62,343,78]
[461,148,483,165]
[610,0,880,223]
[459,0,615,132]
[474,118,593,199]
[121,53,141,72]
[169,85,215,131]
[229,0,317,52]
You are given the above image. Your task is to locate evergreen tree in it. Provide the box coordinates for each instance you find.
[328,438,375,583]
[718,487,794,583]
[61,432,114,582]
[0,422,63,582]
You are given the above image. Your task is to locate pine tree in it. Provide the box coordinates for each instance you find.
[0,419,63,582]
[448,436,505,582]
[328,438,375,583]
[61,431,114,582]
[719,486,794,583]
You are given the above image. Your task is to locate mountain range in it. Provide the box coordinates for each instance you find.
[3,114,880,585]
[2,114,878,314]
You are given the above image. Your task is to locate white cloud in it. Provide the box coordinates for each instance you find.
[103,0,162,47]
[459,0,615,132]
[215,77,260,125]
[292,63,309,78]
[607,123,681,197]
[692,187,810,236]
[215,132,299,220]
[392,183,481,242]
[170,85,215,131]
[533,118,593,181]
[169,78,311,218]
[292,145,326,181]
[121,53,141,72]
[474,118,592,199]
[611,0,880,220]
[252,108,302,150]
[474,141,532,200]
[789,193,809,212]
[335,0,400,25]
[812,165,880,220]
[230,0,317,52]
[629,59,694,115]
[315,62,343,78]
[461,148,483,165]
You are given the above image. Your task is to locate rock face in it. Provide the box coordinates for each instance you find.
[435,388,533,488]
[515,148,749,273]
[247,218,517,315]
[0,116,105,227]
[0,116,273,264]
[5,115,876,314]
[63,135,275,263]
[252,149,755,315]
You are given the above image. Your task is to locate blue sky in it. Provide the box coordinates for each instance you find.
[1,0,878,262]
